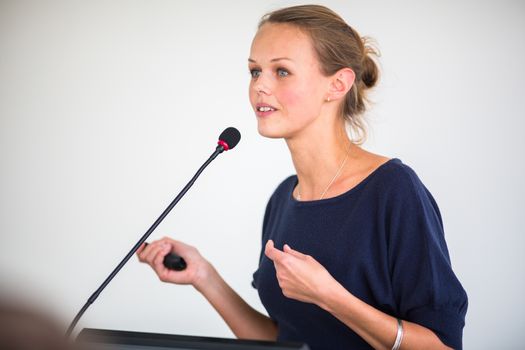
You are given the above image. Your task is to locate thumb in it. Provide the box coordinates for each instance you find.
[284,244,308,260]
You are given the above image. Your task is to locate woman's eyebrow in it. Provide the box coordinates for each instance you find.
[248,57,294,63]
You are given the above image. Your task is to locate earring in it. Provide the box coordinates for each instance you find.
[326,97,331,102]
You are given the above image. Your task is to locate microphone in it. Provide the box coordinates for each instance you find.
[65,127,241,338]
[217,127,241,151]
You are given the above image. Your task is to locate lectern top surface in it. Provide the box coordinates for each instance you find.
[77,328,310,350]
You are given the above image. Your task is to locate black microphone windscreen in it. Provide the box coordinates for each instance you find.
[219,127,241,150]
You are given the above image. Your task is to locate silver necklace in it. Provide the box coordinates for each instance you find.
[296,151,349,201]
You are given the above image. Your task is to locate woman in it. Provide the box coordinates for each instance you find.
[137,5,468,350]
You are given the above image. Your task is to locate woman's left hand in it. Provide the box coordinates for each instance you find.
[264,239,338,306]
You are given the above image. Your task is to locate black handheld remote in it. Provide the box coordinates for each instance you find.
[143,243,187,271]
[163,252,187,271]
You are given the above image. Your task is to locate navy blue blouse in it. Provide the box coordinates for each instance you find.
[252,159,468,350]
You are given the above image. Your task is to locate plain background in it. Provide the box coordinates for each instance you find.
[1,0,524,348]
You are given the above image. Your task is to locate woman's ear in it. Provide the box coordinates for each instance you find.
[326,68,355,102]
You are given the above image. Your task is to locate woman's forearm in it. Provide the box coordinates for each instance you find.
[319,281,452,350]
[194,263,278,341]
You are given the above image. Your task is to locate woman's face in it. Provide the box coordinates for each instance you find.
[248,23,331,139]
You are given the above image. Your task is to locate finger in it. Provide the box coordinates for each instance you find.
[152,245,174,282]
[143,242,169,264]
[264,240,274,260]
[283,244,308,260]
[136,242,148,257]
[137,241,158,262]
[136,243,146,261]
[153,243,172,270]
[165,237,191,255]
[265,240,285,261]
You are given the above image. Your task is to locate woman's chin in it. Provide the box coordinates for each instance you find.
[257,124,287,139]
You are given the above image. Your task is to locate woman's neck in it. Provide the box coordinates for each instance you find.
[285,121,355,201]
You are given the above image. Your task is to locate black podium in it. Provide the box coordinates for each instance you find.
[77,328,310,350]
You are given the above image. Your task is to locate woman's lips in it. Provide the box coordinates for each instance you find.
[255,103,278,117]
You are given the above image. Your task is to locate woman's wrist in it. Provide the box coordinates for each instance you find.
[317,279,354,314]
[193,260,218,294]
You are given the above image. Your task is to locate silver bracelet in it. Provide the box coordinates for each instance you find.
[391,318,404,350]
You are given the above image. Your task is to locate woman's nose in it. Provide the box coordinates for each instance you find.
[252,75,272,95]
[254,83,271,96]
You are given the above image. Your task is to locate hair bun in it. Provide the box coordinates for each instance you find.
[360,38,380,89]
[362,55,379,88]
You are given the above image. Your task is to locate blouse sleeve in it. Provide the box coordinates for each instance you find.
[386,166,468,349]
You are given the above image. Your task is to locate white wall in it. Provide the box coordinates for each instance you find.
[1,0,524,348]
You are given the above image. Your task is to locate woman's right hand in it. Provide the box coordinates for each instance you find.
[138,238,278,341]
[136,237,211,289]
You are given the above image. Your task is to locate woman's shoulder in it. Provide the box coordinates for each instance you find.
[357,153,424,189]
[375,158,421,184]
[372,158,441,215]
[344,155,435,209]
[335,147,423,198]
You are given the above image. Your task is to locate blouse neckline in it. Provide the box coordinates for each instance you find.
[289,158,400,206]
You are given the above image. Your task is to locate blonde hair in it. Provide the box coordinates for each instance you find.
[259,5,380,144]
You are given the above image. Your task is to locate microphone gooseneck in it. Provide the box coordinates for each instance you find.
[65,127,241,338]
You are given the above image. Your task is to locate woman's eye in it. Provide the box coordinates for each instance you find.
[250,69,261,78]
[277,68,289,77]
